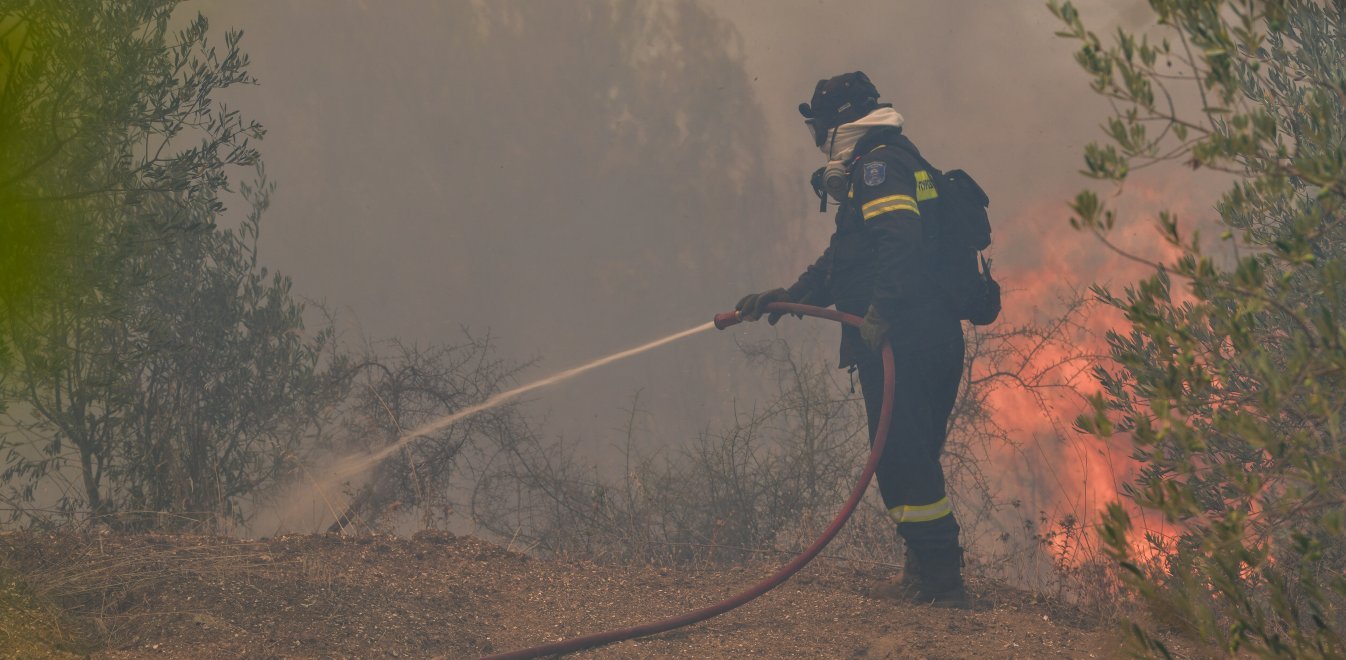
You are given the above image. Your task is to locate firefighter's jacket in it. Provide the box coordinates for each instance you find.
[787,126,960,368]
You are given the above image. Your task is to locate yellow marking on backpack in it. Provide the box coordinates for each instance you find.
[915,170,939,202]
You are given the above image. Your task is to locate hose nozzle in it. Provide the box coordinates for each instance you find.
[713,310,742,330]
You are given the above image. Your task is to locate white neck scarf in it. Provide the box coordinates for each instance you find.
[818,106,905,162]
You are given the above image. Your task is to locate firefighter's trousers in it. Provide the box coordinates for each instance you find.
[856,333,964,551]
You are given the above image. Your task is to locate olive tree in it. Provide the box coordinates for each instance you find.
[1051,0,1346,655]
[0,1,336,527]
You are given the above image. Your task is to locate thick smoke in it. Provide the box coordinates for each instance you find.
[198,1,805,465]
[197,0,1227,540]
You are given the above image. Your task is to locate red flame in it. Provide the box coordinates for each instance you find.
[974,180,1211,566]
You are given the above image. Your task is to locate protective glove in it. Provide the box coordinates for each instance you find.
[735,288,791,324]
[859,304,891,352]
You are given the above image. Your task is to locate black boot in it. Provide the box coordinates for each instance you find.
[913,545,969,609]
[871,545,925,602]
[897,514,969,608]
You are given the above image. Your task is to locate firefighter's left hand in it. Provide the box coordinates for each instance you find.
[859,304,891,352]
[736,288,790,322]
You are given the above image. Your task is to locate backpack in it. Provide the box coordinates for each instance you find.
[890,145,1001,326]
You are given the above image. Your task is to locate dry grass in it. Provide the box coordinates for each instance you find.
[0,529,287,652]
[0,565,82,658]
[0,528,1175,658]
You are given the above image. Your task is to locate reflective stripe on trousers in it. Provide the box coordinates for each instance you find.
[888,496,953,524]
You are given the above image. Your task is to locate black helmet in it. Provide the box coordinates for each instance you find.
[799,71,883,147]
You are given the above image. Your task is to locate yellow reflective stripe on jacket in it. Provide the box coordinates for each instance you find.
[861,194,919,221]
[888,497,952,523]
[914,170,939,201]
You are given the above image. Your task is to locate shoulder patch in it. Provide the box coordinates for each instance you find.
[915,170,939,201]
[862,161,886,187]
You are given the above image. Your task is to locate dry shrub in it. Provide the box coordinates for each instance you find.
[467,297,1107,595]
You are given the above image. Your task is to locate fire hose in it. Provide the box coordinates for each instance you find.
[481,302,896,659]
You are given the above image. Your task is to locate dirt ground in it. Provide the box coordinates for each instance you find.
[0,530,1187,659]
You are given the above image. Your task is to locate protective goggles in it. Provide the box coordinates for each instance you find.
[803,117,833,148]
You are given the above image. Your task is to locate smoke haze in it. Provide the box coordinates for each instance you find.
[188,1,1228,533]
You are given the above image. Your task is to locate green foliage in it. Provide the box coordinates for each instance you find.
[1051,0,1346,655]
[0,1,337,527]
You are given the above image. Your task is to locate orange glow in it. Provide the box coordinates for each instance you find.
[974,180,1214,566]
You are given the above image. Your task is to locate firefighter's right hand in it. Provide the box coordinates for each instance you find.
[735,288,790,323]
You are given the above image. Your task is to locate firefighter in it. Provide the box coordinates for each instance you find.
[735,71,968,608]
